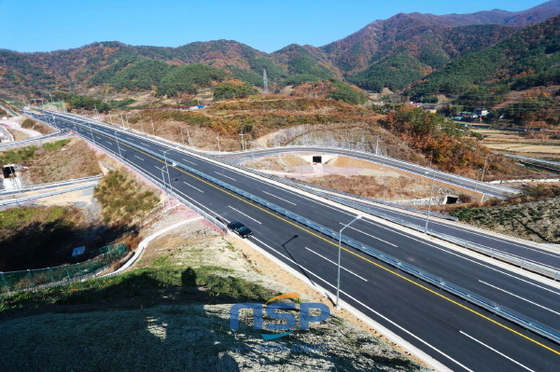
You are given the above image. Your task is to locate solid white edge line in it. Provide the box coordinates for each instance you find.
[304,246,367,281]
[250,236,458,372]
[229,206,262,224]
[459,331,536,372]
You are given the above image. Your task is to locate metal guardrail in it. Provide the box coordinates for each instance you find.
[0,183,98,207]
[31,111,560,280]
[504,154,560,169]
[176,153,560,344]
[57,130,230,235]
[0,175,102,196]
[210,157,560,282]
[40,111,560,345]
[205,156,560,282]
[0,122,63,149]
[240,165,457,220]
[230,145,520,197]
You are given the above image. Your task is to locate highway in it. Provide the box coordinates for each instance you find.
[223,149,560,272]
[26,109,560,371]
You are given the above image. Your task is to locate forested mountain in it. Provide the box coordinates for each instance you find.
[409,14,560,98]
[1,1,560,100]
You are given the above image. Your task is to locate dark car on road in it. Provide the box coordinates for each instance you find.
[227,221,253,238]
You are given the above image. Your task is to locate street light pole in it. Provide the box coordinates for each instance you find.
[115,130,123,158]
[162,149,173,192]
[424,170,436,234]
[89,122,96,144]
[161,168,167,190]
[336,214,363,309]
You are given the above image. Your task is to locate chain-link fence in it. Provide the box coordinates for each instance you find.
[0,243,128,294]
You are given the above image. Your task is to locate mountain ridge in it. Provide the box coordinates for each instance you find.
[1,1,560,98]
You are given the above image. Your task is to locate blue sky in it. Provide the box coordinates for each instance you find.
[0,0,547,54]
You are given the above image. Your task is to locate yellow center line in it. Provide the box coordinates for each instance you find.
[71,116,560,355]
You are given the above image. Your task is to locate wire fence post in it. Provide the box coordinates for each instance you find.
[27,269,35,288]
[1,272,8,292]
[48,267,54,284]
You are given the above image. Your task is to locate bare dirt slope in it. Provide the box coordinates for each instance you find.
[0,203,429,372]
[249,153,471,202]
[23,138,102,184]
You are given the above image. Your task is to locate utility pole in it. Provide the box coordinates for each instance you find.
[480,155,488,183]
[151,119,155,135]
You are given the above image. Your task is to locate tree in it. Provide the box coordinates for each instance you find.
[213,81,257,100]
[327,81,367,105]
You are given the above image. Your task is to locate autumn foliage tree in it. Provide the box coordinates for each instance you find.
[380,105,494,174]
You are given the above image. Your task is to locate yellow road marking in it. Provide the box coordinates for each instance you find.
[70,116,560,355]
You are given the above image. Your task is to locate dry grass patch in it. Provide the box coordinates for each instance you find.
[6,128,29,141]
[94,170,160,224]
[21,117,54,134]
[450,184,560,243]
[22,138,102,184]
[302,174,436,201]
